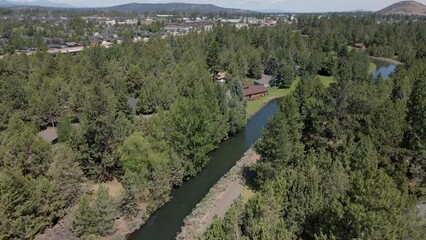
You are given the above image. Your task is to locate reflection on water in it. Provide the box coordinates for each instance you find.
[372,60,397,79]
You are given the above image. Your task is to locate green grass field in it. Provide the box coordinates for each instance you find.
[246,78,299,118]
[246,75,335,118]
[244,78,256,84]
[317,75,335,88]
[369,62,377,73]
[241,186,255,203]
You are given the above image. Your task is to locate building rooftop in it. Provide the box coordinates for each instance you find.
[38,128,58,143]
[243,83,268,96]
[254,74,272,85]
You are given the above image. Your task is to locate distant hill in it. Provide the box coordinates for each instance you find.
[377,1,426,16]
[99,3,252,14]
[0,1,253,13]
[0,0,73,8]
[0,0,17,7]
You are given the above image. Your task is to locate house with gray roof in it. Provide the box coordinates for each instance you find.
[38,128,58,144]
[254,74,272,88]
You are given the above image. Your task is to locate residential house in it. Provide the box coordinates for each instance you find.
[106,19,116,26]
[47,46,84,55]
[117,18,127,25]
[243,83,268,100]
[353,43,367,49]
[133,36,142,42]
[125,19,138,25]
[38,128,58,144]
[64,42,80,47]
[48,43,64,49]
[235,23,249,29]
[101,41,113,48]
[90,39,103,47]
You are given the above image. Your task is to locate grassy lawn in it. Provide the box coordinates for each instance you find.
[246,78,299,118]
[241,186,255,203]
[244,78,256,84]
[317,75,334,88]
[246,75,336,118]
[369,62,377,73]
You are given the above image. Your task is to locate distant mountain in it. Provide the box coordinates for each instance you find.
[1,1,253,13]
[350,9,373,12]
[0,0,17,7]
[255,9,290,13]
[99,3,252,14]
[377,1,426,16]
[0,0,73,8]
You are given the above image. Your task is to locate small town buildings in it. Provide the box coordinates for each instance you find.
[47,46,84,55]
[254,74,272,87]
[64,42,80,47]
[133,36,142,42]
[101,41,113,48]
[125,19,138,25]
[48,44,64,49]
[105,19,116,26]
[235,23,249,29]
[243,83,268,100]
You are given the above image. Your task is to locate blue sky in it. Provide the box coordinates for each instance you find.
[12,0,426,12]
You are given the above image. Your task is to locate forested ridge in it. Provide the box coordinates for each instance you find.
[0,14,425,239]
[205,17,426,240]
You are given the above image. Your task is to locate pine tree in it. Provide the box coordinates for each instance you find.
[57,115,72,142]
[47,144,84,206]
[273,61,295,89]
[92,186,117,235]
[73,195,97,236]
[265,55,279,75]
[73,186,117,237]
[120,171,140,217]
[406,73,426,192]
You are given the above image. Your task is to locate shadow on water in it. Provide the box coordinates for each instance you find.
[128,100,280,240]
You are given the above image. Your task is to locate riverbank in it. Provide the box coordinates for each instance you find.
[34,180,148,240]
[176,148,260,240]
[370,56,403,65]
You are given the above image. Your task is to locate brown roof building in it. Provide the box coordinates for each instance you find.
[243,83,268,100]
[353,43,367,49]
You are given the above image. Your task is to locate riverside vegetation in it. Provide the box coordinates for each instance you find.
[0,14,425,239]
[204,20,426,240]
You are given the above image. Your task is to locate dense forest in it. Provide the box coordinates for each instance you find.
[205,16,426,240]
[0,14,425,239]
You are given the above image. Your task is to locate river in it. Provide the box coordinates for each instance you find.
[372,59,397,79]
[128,99,280,240]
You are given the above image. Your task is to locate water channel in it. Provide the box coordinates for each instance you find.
[128,100,280,240]
[372,59,397,79]
[129,59,398,240]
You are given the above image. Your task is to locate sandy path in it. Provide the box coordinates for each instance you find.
[214,181,244,218]
[176,149,259,240]
[370,56,403,65]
